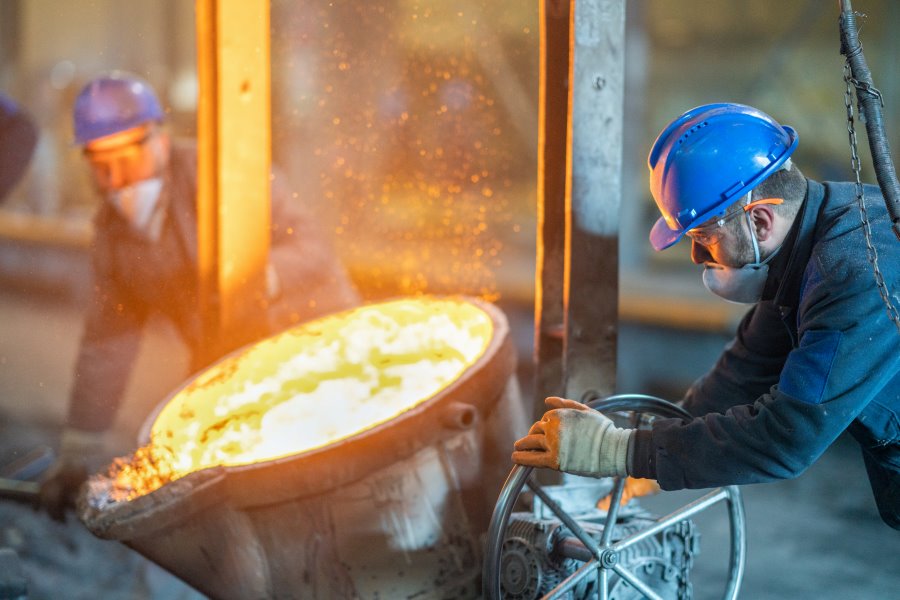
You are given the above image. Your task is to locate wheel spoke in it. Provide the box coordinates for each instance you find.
[600,476,626,546]
[598,410,644,545]
[598,567,610,600]
[527,476,603,558]
[611,564,666,600]
[543,559,600,599]
[612,487,729,553]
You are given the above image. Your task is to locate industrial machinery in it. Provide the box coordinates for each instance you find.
[77,296,530,600]
[483,395,746,600]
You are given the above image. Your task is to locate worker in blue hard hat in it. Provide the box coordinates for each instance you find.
[38,71,360,520]
[514,103,900,531]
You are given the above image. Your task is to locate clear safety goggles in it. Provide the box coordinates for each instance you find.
[685,197,783,246]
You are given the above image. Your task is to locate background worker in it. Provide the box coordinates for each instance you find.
[513,103,900,530]
[39,71,360,519]
[0,93,38,203]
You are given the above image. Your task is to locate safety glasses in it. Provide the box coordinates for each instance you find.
[82,130,153,160]
[685,197,784,246]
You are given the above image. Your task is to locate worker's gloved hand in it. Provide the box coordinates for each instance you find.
[512,396,633,478]
[596,477,661,511]
[39,427,107,522]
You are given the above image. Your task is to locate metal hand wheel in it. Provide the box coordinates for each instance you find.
[483,393,746,600]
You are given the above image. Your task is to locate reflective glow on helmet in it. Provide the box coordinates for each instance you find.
[647,103,798,251]
[73,72,164,145]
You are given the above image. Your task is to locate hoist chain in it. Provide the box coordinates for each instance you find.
[843,61,900,334]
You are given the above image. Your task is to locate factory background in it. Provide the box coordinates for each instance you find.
[1,1,899,598]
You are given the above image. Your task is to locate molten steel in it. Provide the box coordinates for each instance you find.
[98,297,493,503]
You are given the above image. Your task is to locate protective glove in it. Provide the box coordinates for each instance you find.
[39,427,108,522]
[596,477,661,511]
[512,396,633,478]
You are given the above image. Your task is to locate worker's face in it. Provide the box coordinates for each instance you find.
[688,211,755,268]
[83,124,169,194]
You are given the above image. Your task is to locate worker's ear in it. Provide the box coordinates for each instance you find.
[749,204,776,242]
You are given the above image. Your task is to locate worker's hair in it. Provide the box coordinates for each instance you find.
[752,160,806,212]
[722,160,806,235]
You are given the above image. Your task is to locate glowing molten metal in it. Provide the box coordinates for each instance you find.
[101,297,493,503]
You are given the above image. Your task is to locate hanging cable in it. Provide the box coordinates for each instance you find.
[839,0,900,241]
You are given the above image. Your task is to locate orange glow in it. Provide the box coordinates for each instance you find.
[98,297,493,504]
[596,477,661,511]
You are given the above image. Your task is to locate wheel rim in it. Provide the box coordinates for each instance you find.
[483,393,746,600]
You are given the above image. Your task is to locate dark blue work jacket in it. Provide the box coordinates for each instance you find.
[632,179,900,523]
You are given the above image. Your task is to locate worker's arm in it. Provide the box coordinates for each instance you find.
[680,300,793,418]
[632,258,900,490]
[66,234,148,432]
[41,232,148,520]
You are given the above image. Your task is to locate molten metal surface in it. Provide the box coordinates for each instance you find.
[100,297,493,503]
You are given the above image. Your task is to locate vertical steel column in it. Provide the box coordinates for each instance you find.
[534,0,625,416]
[564,0,625,402]
[195,0,271,362]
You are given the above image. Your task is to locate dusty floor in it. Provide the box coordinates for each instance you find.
[1,286,898,599]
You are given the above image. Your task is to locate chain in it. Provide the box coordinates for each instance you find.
[843,61,900,334]
[676,520,695,600]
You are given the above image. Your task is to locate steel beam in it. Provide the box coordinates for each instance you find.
[195,0,271,361]
[534,0,625,413]
[565,0,625,402]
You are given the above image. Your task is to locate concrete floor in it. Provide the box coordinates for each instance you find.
[1,285,898,599]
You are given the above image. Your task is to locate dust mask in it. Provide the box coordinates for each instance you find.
[108,177,164,237]
[702,204,781,304]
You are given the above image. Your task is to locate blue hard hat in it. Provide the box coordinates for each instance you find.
[647,103,798,251]
[72,72,164,145]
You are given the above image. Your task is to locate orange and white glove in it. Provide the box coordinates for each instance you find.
[512,396,633,478]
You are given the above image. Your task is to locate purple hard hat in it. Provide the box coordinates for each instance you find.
[72,72,164,145]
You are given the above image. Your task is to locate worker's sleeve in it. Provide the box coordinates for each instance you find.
[265,172,360,328]
[67,247,148,432]
[680,301,793,418]
[0,96,38,202]
[631,264,900,490]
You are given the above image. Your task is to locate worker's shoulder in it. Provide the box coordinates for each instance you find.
[807,181,899,297]
[817,180,888,235]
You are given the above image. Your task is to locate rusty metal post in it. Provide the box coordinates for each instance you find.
[195,0,271,362]
[534,0,625,414]
[533,0,572,421]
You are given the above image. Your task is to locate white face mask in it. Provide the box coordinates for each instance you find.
[701,208,781,304]
[108,177,164,236]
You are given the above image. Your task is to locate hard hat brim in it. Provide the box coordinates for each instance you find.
[650,217,683,251]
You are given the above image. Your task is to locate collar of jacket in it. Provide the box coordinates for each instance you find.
[769,178,826,311]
